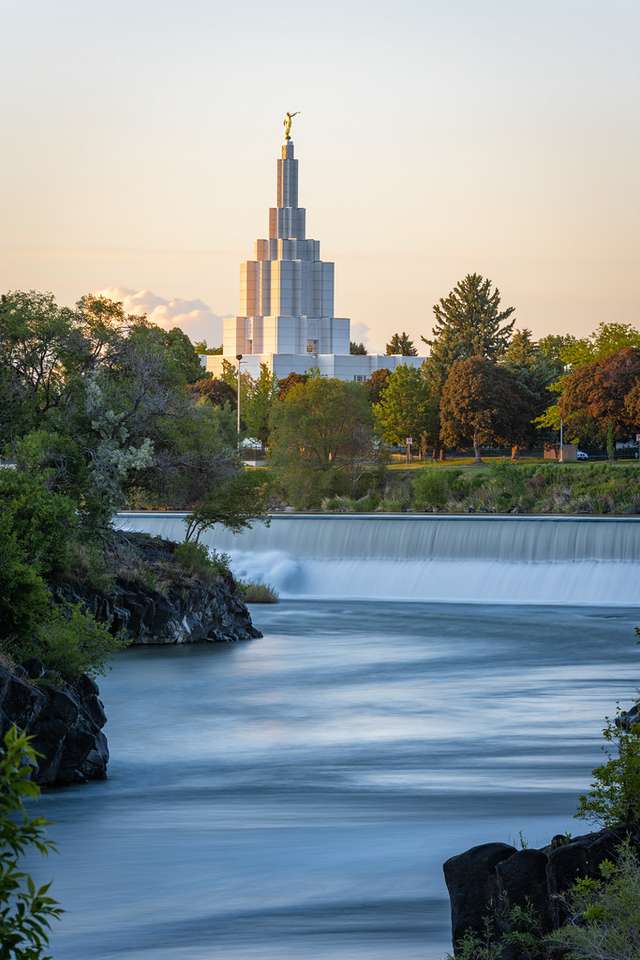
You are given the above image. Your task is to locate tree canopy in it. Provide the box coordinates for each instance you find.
[385,332,418,356]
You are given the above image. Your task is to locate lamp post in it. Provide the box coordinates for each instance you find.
[559,417,564,463]
[236,354,243,456]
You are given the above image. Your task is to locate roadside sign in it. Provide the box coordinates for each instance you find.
[406,437,413,445]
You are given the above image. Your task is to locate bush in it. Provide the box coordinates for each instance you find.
[28,603,128,680]
[0,726,63,957]
[576,708,640,827]
[413,469,459,510]
[237,581,279,603]
[550,840,640,958]
[175,542,231,580]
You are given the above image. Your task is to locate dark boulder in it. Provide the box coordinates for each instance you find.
[443,842,516,945]
[0,665,109,786]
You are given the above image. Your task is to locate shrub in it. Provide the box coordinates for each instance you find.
[237,581,279,603]
[576,708,640,827]
[28,603,129,680]
[550,840,640,959]
[175,542,231,580]
[0,726,63,957]
[413,469,456,510]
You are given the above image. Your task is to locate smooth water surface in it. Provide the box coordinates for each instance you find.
[31,601,639,959]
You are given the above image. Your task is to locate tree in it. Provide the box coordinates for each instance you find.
[184,470,271,543]
[559,347,640,458]
[243,364,279,449]
[385,332,417,356]
[502,329,560,455]
[423,273,515,368]
[373,365,430,446]
[277,371,308,400]
[440,356,532,462]
[269,377,376,507]
[350,341,367,355]
[190,376,237,409]
[193,341,223,355]
[368,368,391,405]
[0,727,63,959]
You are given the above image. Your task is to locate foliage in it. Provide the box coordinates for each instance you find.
[185,470,271,543]
[446,903,546,960]
[174,541,231,579]
[385,332,417,356]
[269,377,377,509]
[413,469,461,510]
[243,364,279,448]
[550,840,640,959]
[423,273,515,370]
[0,726,62,959]
[559,347,640,455]
[440,357,533,461]
[277,371,308,400]
[190,376,237,408]
[349,341,367,355]
[373,365,432,446]
[237,581,279,603]
[368,368,391,404]
[576,709,640,827]
[27,603,128,680]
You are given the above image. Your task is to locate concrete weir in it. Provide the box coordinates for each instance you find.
[115,513,640,606]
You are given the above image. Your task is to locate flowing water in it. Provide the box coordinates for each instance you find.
[28,515,640,959]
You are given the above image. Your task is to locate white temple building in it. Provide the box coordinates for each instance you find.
[205,127,426,382]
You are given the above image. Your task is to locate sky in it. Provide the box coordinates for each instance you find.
[1,0,639,352]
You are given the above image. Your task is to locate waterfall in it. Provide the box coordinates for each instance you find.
[115,513,640,605]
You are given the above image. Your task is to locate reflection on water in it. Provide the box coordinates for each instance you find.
[29,601,638,959]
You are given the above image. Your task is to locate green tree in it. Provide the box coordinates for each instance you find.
[190,376,237,409]
[0,727,63,959]
[385,332,417,356]
[244,364,279,449]
[277,371,308,400]
[269,377,376,507]
[373,365,430,446]
[184,470,271,543]
[423,273,515,368]
[349,341,367,355]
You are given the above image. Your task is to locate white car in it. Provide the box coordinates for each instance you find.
[576,450,589,460]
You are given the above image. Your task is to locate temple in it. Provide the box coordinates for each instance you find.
[205,129,425,382]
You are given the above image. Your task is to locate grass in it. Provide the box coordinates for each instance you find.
[237,581,279,603]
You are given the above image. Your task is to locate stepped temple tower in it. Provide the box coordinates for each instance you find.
[205,118,425,382]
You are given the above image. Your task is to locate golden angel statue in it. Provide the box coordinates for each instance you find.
[283,111,300,141]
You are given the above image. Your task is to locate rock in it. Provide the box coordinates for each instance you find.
[55,531,262,646]
[443,842,516,945]
[496,848,553,932]
[0,665,109,787]
[444,826,640,954]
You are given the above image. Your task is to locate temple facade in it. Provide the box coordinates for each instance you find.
[205,132,425,381]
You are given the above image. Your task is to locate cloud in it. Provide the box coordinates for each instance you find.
[350,321,370,348]
[96,287,228,346]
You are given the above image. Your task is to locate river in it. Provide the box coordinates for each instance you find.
[32,599,638,960]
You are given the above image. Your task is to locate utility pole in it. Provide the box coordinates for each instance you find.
[236,354,243,456]
[559,418,564,463]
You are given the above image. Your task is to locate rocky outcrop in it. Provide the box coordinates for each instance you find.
[57,532,262,645]
[443,825,639,952]
[0,662,108,786]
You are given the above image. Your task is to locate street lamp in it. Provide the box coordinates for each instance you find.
[236,354,243,456]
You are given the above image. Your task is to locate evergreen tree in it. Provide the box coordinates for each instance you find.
[349,341,367,355]
[385,332,418,356]
[423,273,515,369]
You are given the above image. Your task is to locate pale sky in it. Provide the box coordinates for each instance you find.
[1,0,638,352]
